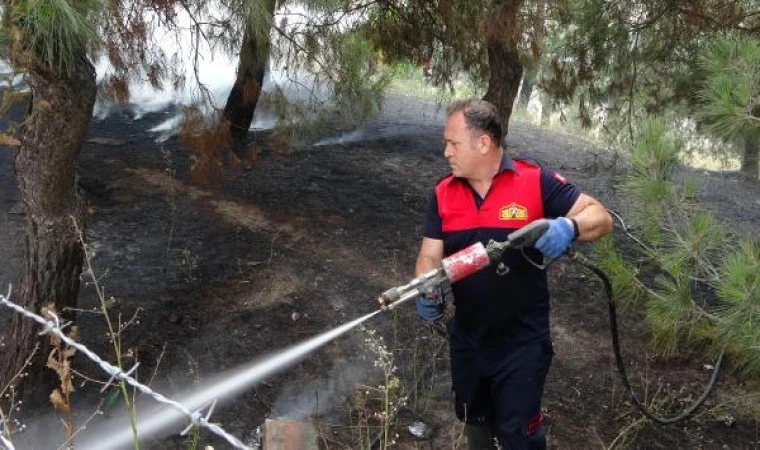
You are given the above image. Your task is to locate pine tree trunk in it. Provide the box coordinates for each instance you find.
[742,133,759,180]
[540,94,553,126]
[0,56,96,403]
[519,67,536,106]
[223,1,276,148]
[482,2,523,141]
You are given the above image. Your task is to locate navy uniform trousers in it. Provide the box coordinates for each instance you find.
[449,321,554,449]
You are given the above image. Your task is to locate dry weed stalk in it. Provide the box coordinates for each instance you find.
[161,145,179,257]
[42,305,77,448]
[606,417,647,450]
[344,312,448,449]
[348,386,372,448]
[606,360,688,449]
[359,326,405,449]
[0,344,37,450]
[55,401,105,450]
[72,218,141,449]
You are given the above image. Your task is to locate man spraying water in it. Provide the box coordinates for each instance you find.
[412,99,612,449]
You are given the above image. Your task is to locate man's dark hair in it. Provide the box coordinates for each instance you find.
[447,99,503,147]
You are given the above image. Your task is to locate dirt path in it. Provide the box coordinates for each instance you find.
[1,96,759,449]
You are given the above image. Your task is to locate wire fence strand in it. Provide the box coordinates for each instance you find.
[0,285,252,450]
[0,433,15,450]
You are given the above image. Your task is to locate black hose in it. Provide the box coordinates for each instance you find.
[571,251,725,426]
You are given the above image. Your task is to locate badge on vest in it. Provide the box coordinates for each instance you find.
[499,202,528,221]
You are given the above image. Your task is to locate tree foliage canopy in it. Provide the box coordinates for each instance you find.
[362,0,551,93]
[697,32,760,142]
[542,0,760,127]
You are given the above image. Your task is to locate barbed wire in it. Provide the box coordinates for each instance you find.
[0,285,252,450]
[0,433,15,450]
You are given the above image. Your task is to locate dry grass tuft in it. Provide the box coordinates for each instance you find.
[249,269,306,308]
[180,107,232,185]
[270,128,294,158]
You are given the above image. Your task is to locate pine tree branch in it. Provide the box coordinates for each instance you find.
[276,0,386,30]
[272,24,335,82]
[672,4,760,32]
[611,210,722,323]
[611,211,659,258]
[627,2,677,32]
[627,30,639,143]
[631,275,718,323]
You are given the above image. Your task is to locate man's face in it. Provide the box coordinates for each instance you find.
[444,111,481,179]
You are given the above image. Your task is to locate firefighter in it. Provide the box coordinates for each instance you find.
[415,99,612,449]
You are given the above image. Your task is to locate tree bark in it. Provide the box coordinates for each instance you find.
[223,0,276,148]
[0,56,96,404]
[519,67,537,106]
[482,2,523,141]
[742,132,759,180]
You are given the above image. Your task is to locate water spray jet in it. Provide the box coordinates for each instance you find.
[79,310,382,449]
[78,221,556,449]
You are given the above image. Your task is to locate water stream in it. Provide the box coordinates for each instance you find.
[78,309,382,449]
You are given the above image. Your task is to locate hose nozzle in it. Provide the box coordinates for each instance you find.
[378,268,448,310]
[376,220,552,312]
[378,287,402,309]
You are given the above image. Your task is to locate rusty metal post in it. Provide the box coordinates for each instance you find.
[263,418,318,450]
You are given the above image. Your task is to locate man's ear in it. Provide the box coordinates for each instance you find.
[478,134,491,154]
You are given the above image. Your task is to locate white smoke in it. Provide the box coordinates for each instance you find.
[271,360,367,420]
[93,3,332,142]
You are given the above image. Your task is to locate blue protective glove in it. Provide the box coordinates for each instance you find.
[415,285,445,322]
[534,217,575,258]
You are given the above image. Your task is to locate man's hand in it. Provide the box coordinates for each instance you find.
[415,285,445,322]
[535,217,575,258]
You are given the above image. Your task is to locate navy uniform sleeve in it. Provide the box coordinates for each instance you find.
[540,169,581,218]
[423,192,443,239]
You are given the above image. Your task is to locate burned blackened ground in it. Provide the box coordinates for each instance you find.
[1,96,760,449]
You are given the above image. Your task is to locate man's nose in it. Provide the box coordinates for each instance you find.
[444,144,453,158]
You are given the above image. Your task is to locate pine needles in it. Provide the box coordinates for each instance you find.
[596,119,760,378]
[5,0,98,74]
[697,32,760,179]
[715,239,760,376]
[698,33,760,143]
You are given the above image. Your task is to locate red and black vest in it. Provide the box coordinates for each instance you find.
[433,159,553,345]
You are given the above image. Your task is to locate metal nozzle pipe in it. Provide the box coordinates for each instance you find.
[381,289,421,311]
[378,287,402,309]
[377,220,552,312]
[378,268,446,309]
